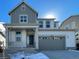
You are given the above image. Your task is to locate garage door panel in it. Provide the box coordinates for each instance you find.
[39,37,65,50]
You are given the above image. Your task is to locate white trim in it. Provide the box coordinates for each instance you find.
[35,28,39,49]
[15,31,22,42]
[7,26,38,28]
[27,36,29,45]
[19,14,28,24]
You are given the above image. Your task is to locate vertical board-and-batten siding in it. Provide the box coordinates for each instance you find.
[8,30,27,48]
[22,30,26,47]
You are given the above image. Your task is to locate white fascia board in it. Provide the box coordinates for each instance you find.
[7,26,38,28]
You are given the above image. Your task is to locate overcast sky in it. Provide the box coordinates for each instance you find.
[0,0,79,23]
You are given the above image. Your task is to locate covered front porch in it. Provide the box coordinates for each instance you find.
[6,25,39,49]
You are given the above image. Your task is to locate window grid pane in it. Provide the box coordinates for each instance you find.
[20,15,27,23]
[16,32,21,35]
[16,37,21,41]
[39,21,43,28]
[16,32,21,42]
[46,21,50,28]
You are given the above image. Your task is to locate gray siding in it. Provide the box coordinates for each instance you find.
[10,3,37,24]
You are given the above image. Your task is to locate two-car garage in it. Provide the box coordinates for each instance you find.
[38,30,76,50]
[39,36,65,50]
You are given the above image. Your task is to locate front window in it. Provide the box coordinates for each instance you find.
[46,21,50,28]
[16,32,21,42]
[19,15,28,23]
[39,21,43,28]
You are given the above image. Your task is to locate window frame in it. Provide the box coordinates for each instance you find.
[19,15,28,23]
[46,21,50,28]
[16,31,22,42]
[38,21,43,28]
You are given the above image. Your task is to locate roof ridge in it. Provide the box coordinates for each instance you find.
[9,1,38,15]
[59,14,79,28]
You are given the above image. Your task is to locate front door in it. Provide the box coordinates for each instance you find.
[29,35,34,47]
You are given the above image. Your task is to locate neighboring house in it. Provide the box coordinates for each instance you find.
[0,23,5,34]
[60,15,79,49]
[5,1,76,50]
[0,31,6,47]
[0,23,6,48]
[60,15,79,30]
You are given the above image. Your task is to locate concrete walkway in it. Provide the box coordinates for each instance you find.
[42,50,79,59]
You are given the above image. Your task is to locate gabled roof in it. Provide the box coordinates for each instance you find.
[60,15,79,28]
[9,2,38,15]
[0,31,5,38]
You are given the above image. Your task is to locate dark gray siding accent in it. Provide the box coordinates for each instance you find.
[39,38,65,50]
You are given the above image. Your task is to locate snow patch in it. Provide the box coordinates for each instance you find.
[10,52,49,59]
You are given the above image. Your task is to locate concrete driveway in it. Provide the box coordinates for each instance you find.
[41,50,79,59]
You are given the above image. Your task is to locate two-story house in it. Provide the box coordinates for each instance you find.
[5,1,76,50]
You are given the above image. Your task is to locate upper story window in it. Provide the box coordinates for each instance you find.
[39,21,43,28]
[46,21,50,28]
[19,15,28,23]
[16,31,21,42]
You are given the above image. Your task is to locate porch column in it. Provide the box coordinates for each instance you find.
[35,28,39,49]
[22,30,27,48]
